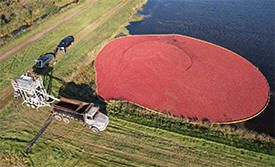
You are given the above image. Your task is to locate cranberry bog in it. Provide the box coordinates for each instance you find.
[1,1,274,166]
[95,35,269,123]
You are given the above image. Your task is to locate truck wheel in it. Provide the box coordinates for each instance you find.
[55,115,62,121]
[63,117,70,124]
[91,127,99,133]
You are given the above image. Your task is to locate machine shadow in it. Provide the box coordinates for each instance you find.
[58,82,107,114]
[33,66,59,95]
[32,65,273,136]
[33,65,107,114]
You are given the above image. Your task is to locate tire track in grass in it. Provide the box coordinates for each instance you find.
[0,0,129,109]
[75,0,129,42]
[2,108,167,166]
[1,105,270,166]
[107,121,226,167]
[44,119,222,167]
[28,122,164,166]
[49,128,179,167]
[39,134,137,167]
[0,0,98,63]
[109,118,268,167]
[35,118,175,166]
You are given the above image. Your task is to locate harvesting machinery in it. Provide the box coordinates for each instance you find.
[10,72,109,132]
[10,71,109,153]
[10,72,58,109]
[9,35,108,153]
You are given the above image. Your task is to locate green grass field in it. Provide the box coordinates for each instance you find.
[0,0,78,38]
[0,0,274,166]
[0,0,124,91]
[0,99,274,166]
[0,0,92,54]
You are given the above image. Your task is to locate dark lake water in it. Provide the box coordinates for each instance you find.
[127,0,274,136]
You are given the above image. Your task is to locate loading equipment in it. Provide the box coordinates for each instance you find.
[10,72,59,109]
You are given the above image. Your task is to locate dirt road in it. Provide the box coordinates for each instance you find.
[0,0,130,109]
[75,0,129,41]
[0,0,97,63]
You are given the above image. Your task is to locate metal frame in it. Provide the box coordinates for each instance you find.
[10,73,59,109]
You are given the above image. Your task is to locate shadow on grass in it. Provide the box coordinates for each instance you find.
[32,65,273,136]
[0,137,28,143]
[58,82,107,114]
[33,65,107,113]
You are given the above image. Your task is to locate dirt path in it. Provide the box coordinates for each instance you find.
[0,0,130,109]
[75,0,129,42]
[0,0,97,63]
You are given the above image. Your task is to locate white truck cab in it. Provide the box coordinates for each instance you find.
[51,97,109,133]
[84,105,109,133]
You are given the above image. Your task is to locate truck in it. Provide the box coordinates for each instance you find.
[54,36,74,55]
[10,72,109,133]
[34,53,55,68]
[24,97,109,153]
[52,97,109,133]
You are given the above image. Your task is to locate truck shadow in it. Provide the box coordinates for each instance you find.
[58,81,107,114]
[58,82,107,114]
[32,65,107,114]
[33,65,274,136]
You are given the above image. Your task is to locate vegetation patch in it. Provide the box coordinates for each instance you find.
[0,0,274,166]
[107,101,275,156]
[0,0,79,39]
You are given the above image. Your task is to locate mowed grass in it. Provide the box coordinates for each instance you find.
[0,0,90,55]
[0,0,122,91]
[1,63,274,166]
[0,0,275,166]
[1,100,274,167]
